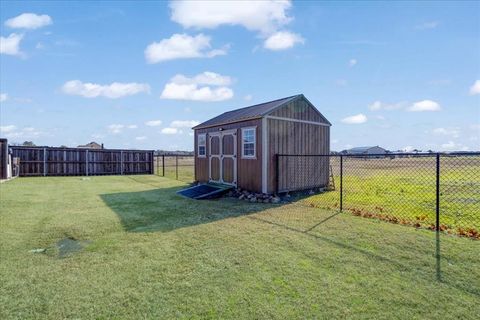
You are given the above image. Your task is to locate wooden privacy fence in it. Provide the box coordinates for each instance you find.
[0,139,8,179]
[11,146,154,177]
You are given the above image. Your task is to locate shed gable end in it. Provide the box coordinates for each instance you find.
[267,96,331,125]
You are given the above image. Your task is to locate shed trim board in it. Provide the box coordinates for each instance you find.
[262,117,268,193]
[265,116,331,127]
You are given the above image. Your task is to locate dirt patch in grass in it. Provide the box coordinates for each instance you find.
[56,237,91,258]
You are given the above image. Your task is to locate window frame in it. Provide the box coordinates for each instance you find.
[197,133,207,158]
[241,127,257,159]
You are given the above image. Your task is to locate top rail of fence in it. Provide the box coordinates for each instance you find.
[277,152,480,157]
[11,145,155,153]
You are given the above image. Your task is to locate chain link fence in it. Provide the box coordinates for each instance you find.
[154,155,194,182]
[276,153,480,239]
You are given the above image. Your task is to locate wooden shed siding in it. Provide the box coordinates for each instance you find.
[267,118,330,193]
[194,118,263,192]
[269,98,327,123]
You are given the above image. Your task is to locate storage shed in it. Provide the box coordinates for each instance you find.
[193,94,331,194]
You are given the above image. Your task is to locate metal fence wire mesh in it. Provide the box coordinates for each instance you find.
[277,153,480,238]
[154,155,194,182]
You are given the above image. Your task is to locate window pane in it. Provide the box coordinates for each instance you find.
[199,146,206,155]
[243,143,255,156]
[198,135,206,145]
[243,129,255,143]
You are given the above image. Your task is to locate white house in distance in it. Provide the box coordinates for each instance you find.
[342,146,388,155]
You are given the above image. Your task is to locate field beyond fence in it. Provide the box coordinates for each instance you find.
[277,153,480,238]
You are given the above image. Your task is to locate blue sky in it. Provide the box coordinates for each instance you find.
[0,1,479,151]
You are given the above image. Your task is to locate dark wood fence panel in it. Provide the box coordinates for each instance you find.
[0,139,8,179]
[11,146,154,177]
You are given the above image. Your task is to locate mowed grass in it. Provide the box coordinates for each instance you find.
[1,175,478,319]
[303,156,480,231]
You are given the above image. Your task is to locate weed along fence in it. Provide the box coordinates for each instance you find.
[276,153,480,238]
[11,146,154,176]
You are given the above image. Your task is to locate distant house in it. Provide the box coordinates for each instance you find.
[342,146,387,155]
[77,142,103,149]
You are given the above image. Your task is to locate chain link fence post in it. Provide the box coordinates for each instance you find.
[275,154,280,194]
[162,155,165,177]
[340,155,343,212]
[176,155,179,180]
[436,153,440,231]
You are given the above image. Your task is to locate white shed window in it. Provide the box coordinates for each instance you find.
[241,127,256,158]
[198,134,206,157]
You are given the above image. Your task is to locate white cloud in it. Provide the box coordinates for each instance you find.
[244,94,253,101]
[161,83,233,102]
[0,93,7,102]
[335,79,348,87]
[107,124,124,134]
[135,136,147,141]
[106,123,136,134]
[170,120,200,128]
[62,80,150,99]
[170,0,292,34]
[91,133,105,139]
[161,127,180,135]
[145,120,162,127]
[263,31,304,50]
[145,33,227,63]
[341,113,367,124]
[1,125,43,139]
[407,100,441,112]
[368,100,405,111]
[441,141,468,151]
[415,21,439,30]
[170,72,232,86]
[469,80,480,95]
[161,72,234,102]
[5,13,52,29]
[349,59,357,67]
[169,1,303,51]
[0,33,24,56]
[403,146,415,152]
[0,125,16,133]
[432,127,460,138]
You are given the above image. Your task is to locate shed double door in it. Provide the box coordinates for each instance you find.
[209,130,237,186]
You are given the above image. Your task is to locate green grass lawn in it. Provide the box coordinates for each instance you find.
[1,175,478,319]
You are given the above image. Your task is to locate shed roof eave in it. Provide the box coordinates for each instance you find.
[192,116,263,130]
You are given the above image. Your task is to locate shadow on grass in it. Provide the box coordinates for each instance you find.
[101,181,477,297]
[100,185,273,233]
[249,212,478,297]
